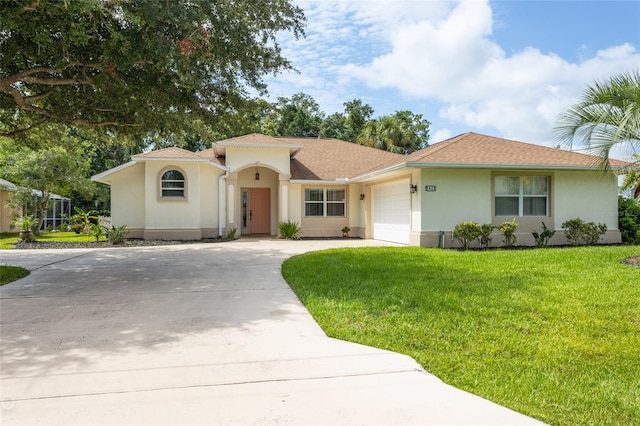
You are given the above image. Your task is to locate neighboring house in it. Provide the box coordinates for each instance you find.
[0,179,20,233]
[92,132,624,247]
[0,178,72,232]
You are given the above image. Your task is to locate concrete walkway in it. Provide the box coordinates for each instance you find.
[0,239,545,425]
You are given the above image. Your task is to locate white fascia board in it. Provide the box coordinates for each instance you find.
[133,156,210,163]
[290,179,353,185]
[403,162,615,171]
[349,163,408,182]
[91,161,137,184]
[207,161,228,171]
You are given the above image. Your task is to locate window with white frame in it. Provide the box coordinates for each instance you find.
[305,188,346,217]
[161,169,185,198]
[495,176,549,216]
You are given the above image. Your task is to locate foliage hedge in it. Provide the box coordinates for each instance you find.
[618,196,640,244]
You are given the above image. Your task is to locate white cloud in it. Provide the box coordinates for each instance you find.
[337,0,640,145]
[431,128,454,143]
[265,0,639,156]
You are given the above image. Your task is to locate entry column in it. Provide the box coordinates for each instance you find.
[279,173,291,224]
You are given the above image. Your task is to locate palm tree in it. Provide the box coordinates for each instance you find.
[555,70,640,168]
[357,115,418,154]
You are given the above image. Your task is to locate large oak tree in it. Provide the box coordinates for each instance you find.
[0,0,305,137]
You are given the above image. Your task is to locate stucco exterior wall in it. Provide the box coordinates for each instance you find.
[552,170,620,244]
[349,183,366,238]
[199,165,223,235]
[226,147,291,175]
[420,168,492,231]
[109,164,145,231]
[416,167,621,247]
[143,161,201,233]
[289,183,302,225]
[553,170,618,229]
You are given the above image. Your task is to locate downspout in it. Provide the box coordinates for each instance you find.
[218,166,230,238]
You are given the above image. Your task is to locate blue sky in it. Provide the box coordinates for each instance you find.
[263,0,639,158]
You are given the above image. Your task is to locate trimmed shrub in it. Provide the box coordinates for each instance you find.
[478,224,495,249]
[562,218,607,246]
[453,221,481,250]
[497,219,518,247]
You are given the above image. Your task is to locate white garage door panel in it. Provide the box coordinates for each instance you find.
[372,179,410,244]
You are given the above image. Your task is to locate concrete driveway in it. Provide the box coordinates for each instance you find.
[0,238,544,425]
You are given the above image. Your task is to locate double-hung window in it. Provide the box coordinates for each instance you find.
[161,169,185,198]
[495,176,548,216]
[305,188,346,217]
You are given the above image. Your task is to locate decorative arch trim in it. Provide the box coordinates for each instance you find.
[158,165,189,201]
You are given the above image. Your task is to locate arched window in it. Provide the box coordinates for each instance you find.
[161,169,185,198]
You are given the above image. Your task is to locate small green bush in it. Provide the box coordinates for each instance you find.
[278,221,301,240]
[225,227,238,240]
[562,218,607,246]
[107,225,129,244]
[478,224,495,249]
[618,196,640,244]
[453,221,481,250]
[531,221,555,247]
[89,223,105,241]
[497,219,518,247]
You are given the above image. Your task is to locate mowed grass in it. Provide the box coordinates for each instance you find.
[0,232,105,249]
[0,265,29,285]
[282,246,640,426]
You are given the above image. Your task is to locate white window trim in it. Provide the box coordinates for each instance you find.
[495,176,549,217]
[304,187,346,217]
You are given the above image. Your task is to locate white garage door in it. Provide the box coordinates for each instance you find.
[372,179,410,244]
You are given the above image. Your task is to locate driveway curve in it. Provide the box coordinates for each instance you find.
[0,238,544,425]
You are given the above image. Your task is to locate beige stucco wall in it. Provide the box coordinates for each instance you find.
[109,164,145,230]
[199,165,223,233]
[420,168,492,231]
[416,167,620,247]
[289,183,302,226]
[552,170,620,245]
[553,170,618,229]
[142,161,201,233]
[225,146,291,175]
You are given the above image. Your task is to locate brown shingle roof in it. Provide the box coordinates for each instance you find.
[133,146,203,159]
[286,137,404,180]
[217,133,298,145]
[402,132,626,169]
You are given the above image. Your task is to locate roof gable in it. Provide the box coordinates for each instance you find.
[133,146,203,160]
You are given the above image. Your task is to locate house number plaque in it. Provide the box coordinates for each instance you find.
[425,185,437,192]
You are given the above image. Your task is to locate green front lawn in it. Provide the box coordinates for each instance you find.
[282,246,640,426]
[0,265,30,285]
[0,232,106,249]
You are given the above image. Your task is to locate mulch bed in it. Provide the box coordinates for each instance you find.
[624,255,640,267]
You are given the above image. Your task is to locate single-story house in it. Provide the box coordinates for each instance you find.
[0,178,72,233]
[92,132,624,247]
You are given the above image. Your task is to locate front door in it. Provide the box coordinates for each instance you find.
[249,188,271,234]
